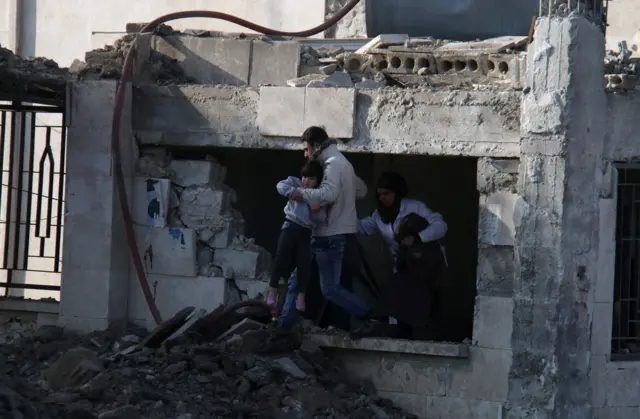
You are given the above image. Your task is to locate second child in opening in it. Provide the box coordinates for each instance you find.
[267,159,327,316]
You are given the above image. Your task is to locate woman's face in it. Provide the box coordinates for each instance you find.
[377,188,396,208]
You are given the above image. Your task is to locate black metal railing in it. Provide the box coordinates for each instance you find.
[611,165,640,359]
[0,102,66,298]
[538,0,608,31]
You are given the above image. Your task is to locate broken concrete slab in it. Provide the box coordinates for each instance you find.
[356,34,409,55]
[44,347,103,390]
[141,306,195,348]
[177,186,232,229]
[274,357,307,379]
[434,36,527,54]
[169,159,227,187]
[216,318,264,341]
[287,73,327,87]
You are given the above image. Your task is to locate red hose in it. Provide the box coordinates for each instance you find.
[111,1,363,326]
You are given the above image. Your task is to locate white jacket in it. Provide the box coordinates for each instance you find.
[299,144,367,236]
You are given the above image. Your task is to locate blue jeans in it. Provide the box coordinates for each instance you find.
[276,270,299,328]
[312,235,370,318]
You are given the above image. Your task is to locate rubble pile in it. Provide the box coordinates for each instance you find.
[0,312,415,419]
[137,152,271,281]
[604,40,639,91]
[293,34,527,90]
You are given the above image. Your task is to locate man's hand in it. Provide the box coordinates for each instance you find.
[291,189,303,202]
[311,203,321,212]
[401,236,415,247]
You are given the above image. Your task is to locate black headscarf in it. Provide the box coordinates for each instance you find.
[376,171,408,224]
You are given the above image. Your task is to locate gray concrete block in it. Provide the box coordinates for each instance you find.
[213,248,265,279]
[595,199,616,303]
[479,192,518,246]
[234,279,269,299]
[447,347,511,402]
[132,178,170,228]
[151,36,251,84]
[605,362,640,407]
[472,296,513,350]
[376,354,447,395]
[257,87,305,136]
[170,159,227,187]
[591,302,613,356]
[135,226,197,277]
[377,391,427,418]
[304,88,356,139]
[250,41,301,86]
[178,186,232,230]
[426,396,503,419]
[476,246,515,298]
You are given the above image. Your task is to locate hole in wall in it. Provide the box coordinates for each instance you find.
[441,60,453,72]
[467,60,479,72]
[417,58,430,69]
[347,58,362,71]
[453,60,466,71]
[376,60,388,71]
[390,56,402,69]
[404,57,415,70]
[488,60,496,71]
[498,61,509,73]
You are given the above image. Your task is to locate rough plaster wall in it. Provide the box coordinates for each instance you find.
[507,17,606,419]
[132,85,522,158]
[325,0,368,38]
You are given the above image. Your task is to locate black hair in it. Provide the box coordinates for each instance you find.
[301,126,328,147]
[376,171,409,199]
[301,159,324,187]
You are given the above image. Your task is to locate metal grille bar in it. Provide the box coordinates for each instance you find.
[611,166,640,359]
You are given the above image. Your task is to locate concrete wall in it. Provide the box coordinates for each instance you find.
[605,0,640,54]
[132,85,521,157]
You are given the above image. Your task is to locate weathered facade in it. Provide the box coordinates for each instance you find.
[47,11,640,419]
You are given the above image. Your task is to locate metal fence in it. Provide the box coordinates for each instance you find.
[0,102,67,300]
[539,0,608,30]
[611,165,640,359]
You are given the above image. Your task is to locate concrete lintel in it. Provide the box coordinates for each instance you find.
[0,298,60,314]
[309,333,470,358]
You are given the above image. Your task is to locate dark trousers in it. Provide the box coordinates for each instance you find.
[269,220,312,294]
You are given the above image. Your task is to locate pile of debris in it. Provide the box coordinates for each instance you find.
[0,308,415,419]
[292,34,527,89]
[605,40,639,91]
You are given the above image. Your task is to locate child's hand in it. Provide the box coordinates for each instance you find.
[311,203,321,212]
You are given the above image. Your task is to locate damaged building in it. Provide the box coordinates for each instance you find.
[2,0,640,418]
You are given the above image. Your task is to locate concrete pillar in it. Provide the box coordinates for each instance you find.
[507,17,606,419]
[59,80,136,332]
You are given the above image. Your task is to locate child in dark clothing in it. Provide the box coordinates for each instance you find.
[267,159,326,314]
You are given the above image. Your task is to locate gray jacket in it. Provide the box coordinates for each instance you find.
[277,176,327,229]
[298,144,367,236]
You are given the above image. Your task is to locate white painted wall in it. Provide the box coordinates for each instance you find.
[0,0,326,67]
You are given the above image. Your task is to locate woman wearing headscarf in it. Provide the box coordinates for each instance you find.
[356,171,448,339]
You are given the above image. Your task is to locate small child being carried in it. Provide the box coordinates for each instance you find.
[267,159,327,315]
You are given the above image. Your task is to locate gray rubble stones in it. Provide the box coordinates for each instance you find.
[320,64,338,75]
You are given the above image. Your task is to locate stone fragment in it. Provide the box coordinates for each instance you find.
[142,306,195,348]
[287,73,326,87]
[44,347,103,390]
[328,47,345,57]
[33,325,63,343]
[312,71,354,88]
[164,360,188,375]
[356,34,409,55]
[217,318,264,341]
[275,357,307,379]
[244,366,272,387]
[355,80,385,89]
[213,248,267,279]
[417,67,429,75]
[179,186,232,229]
[320,64,338,75]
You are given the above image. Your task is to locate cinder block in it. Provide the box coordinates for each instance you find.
[135,226,197,277]
[250,41,301,86]
[151,36,251,84]
[132,178,170,228]
[170,159,227,187]
[426,396,502,419]
[128,274,227,330]
[591,302,613,356]
[213,248,265,279]
[447,347,511,402]
[479,192,518,246]
[384,52,418,74]
[304,88,355,139]
[257,87,305,136]
[178,186,231,229]
[472,296,513,350]
[376,354,447,395]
